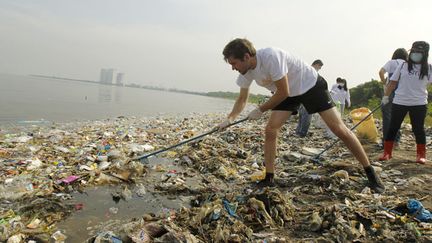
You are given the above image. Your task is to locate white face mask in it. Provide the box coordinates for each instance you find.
[410,53,423,63]
[337,83,344,87]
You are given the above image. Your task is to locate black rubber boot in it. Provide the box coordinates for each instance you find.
[256,173,275,188]
[364,166,385,193]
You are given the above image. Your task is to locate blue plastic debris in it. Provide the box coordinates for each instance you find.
[223,198,238,217]
[407,199,432,222]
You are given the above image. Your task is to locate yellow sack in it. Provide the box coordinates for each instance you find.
[350,107,379,143]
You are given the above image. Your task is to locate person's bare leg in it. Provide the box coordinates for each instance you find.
[319,107,370,167]
[319,107,385,193]
[264,110,292,173]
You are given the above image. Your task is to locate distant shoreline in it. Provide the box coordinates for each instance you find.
[29,74,268,104]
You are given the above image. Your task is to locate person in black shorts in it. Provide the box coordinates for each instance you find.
[217,38,385,193]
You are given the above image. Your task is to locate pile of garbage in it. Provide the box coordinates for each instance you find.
[1,113,431,242]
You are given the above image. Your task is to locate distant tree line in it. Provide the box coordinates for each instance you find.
[135,85,268,104]
[350,79,432,108]
[349,79,432,124]
[206,91,269,104]
[349,79,383,109]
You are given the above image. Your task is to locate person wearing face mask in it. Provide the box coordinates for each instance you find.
[380,41,432,164]
[378,48,408,148]
[330,78,351,115]
[217,38,385,193]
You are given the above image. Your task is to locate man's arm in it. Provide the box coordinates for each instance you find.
[227,88,249,121]
[258,75,289,112]
[379,68,387,84]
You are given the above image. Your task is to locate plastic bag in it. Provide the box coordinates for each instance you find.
[350,107,379,143]
[407,199,432,222]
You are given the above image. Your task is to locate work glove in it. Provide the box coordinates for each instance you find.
[248,107,263,120]
[381,96,389,105]
[217,119,231,131]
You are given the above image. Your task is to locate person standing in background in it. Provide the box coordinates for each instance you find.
[295,59,324,137]
[379,48,408,147]
[379,41,431,164]
[330,78,351,115]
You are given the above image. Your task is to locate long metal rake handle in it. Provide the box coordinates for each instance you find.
[133,117,248,161]
[312,105,381,162]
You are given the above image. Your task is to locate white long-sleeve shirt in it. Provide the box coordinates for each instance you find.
[330,84,351,107]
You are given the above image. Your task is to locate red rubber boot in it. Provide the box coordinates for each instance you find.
[379,141,394,161]
[416,144,426,164]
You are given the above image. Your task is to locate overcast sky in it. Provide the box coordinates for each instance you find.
[1,0,431,94]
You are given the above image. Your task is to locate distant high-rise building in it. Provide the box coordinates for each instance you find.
[116,73,124,85]
[100,68,114,84]
[99,69,107,83]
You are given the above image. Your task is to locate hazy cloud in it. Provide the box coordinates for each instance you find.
[1,0,431,94]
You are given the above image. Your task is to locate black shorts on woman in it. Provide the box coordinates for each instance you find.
[272,75,334,114]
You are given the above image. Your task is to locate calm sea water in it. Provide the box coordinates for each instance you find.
[0,73,234,125]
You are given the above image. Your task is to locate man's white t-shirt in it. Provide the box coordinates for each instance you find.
[390,62,432,106]
[236,48,318,97]
[382,59,405,85]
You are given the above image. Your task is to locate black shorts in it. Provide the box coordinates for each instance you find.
[272,76,334,114]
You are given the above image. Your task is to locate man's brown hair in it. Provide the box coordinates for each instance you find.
[223,38,256,62]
